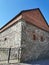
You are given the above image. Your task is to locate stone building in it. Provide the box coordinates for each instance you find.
[0,8,49,64]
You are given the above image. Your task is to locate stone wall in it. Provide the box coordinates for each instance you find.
[21,21,49,62]
[0,21,22,48]
[0,20,22,63]
[0,19,49,64]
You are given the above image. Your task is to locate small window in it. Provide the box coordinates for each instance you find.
[33,34,36,40]
[4,38,7,41]
[40,36,44,42]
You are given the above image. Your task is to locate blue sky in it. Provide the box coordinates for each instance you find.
[0,0,49,28]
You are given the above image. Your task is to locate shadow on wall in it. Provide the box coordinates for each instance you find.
[23,59,49,65]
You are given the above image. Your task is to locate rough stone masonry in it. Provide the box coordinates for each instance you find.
[0,8,49,64]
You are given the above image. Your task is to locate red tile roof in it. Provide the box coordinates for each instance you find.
[0,8,49,33]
